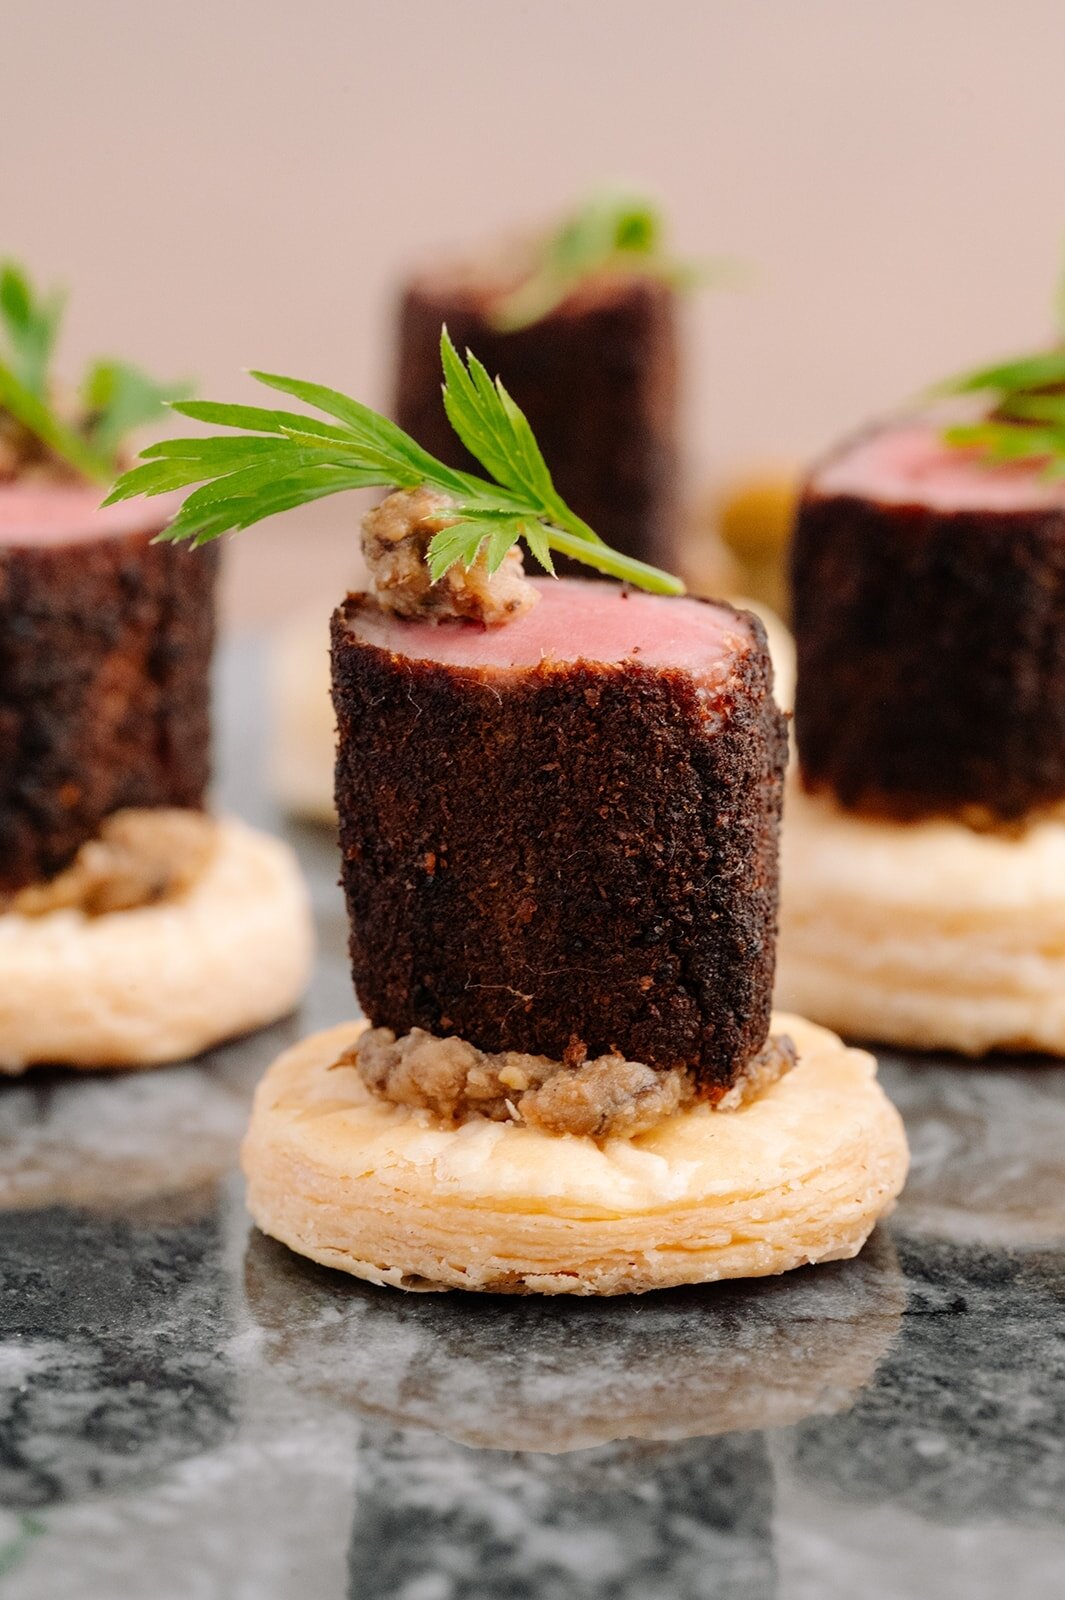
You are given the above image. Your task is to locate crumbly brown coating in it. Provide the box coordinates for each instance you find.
[331,597,787,1093]
[394,272,679,573]
[343,1026,795,1140]
[362,487,537,625]
[4,807,217,917]
[0,520,217,893]
[792,454,1065,824]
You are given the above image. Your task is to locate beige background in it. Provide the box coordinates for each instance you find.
[4,0,1065,622]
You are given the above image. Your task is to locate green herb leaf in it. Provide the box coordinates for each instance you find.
[934,252,1065,478]
[0,262,64,397]
[998,392,1065,425]
[0,1515,46,1581]
[440,328,574,526]
[107,331,686,596]
[162,466,373,548]
[439,326,605,550]
[0,259,184,479]
[933,347,1065,398]
[82,360,190,462]
[251,370,477,495]
[173,398,352,439]
[425,519,494,582]
[943,420,1065,474]
[523,522,556,576]
[0,358,111,482]
[487,190,732,333]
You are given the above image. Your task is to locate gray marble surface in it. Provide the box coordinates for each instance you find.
[2,640,1065,1599]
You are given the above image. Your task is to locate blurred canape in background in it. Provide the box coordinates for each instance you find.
[0,260,314,1072]
[776,261,1065,1054]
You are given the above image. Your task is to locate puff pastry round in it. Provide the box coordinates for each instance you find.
[0,817,313,1072]
[777,785,1065,1054]
[241,1011,908,1295]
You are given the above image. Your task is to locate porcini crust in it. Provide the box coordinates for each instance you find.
[330,595,788,1094]
[241,1011,908,1296]
[0,516,217,892]
[792,439,1065,824]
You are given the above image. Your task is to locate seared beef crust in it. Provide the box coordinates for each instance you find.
[331,599,787,1092]
[792,481,1065,823]
[0,526,217,892]
[394,275,679,573]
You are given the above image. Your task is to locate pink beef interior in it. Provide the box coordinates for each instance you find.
[812,422,1065,513]
[348,578,752,677]
[0,485,181,546]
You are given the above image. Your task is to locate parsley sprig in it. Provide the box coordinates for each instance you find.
[487,190,734,333]
[105,328,686,596]
[936,256,1065,479]
[0,260,185,483]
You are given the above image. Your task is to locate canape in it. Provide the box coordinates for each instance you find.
[0,263,312,1072]
[111,329,908,1293]
[778,292,1065,1053]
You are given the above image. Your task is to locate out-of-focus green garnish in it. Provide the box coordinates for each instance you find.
[487,190,737,333]
[935,251,1065,479]
[0,259,186,483]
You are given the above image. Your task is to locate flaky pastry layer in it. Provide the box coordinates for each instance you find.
[778,786,1065,1054]
[0,816,313,1071]
[241,1011,907,1295]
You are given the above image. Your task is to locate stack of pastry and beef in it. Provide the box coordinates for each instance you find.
[0,484,313,1071]
[114,336,907,1294]
[246,506,906,1294]
[0,271,312,1072]
[778,418,1065,1054]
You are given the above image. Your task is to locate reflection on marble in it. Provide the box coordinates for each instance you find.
[790,1234,1065,1529]
[2,643,1065,1598]
[244,1230,904,1452]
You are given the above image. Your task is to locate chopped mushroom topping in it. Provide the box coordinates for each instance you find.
[5,808,217,918]
[361,487,539,625]
[337,1026,796,1142]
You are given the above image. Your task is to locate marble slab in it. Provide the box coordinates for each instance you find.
[1,639,1063,1599]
